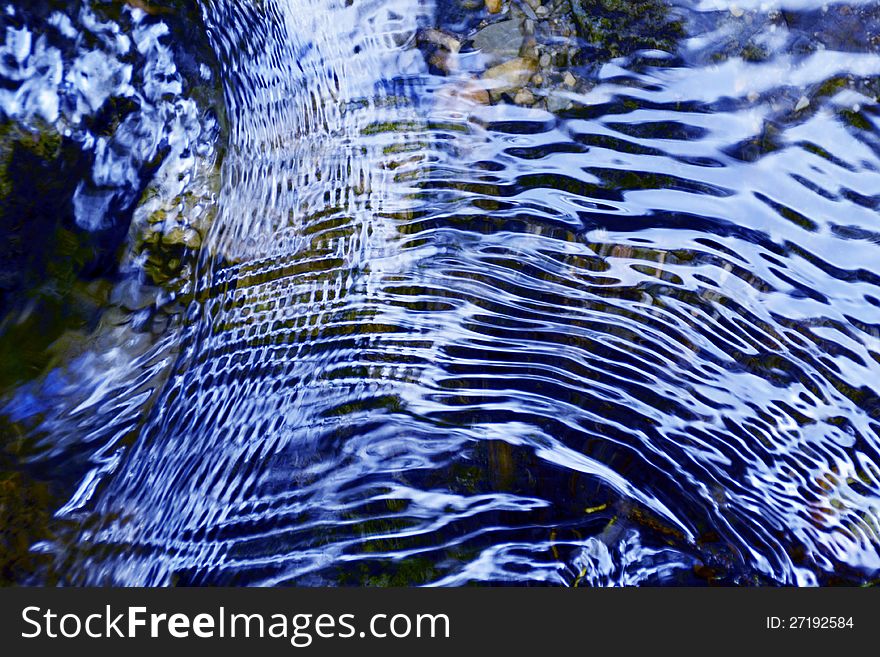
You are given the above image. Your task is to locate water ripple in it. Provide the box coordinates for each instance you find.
[3,0,880,586]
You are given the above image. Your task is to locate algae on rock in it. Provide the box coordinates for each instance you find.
[570,0,684,59]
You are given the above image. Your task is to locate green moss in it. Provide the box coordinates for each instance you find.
[0,470,55,585]
[0,119,112,584]
[0,411,62,586]
[739,41,769,63]
[570,0,684,59]
[840,108,873,131]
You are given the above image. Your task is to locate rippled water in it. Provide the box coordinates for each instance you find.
[4,0,880,586]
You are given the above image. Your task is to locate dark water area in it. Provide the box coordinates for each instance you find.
[2,0,880,587]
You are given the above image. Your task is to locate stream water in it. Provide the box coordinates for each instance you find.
[3,0,880,586]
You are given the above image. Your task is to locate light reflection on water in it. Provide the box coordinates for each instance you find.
[3,0,880,586]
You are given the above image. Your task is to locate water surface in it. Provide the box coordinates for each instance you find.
[2,0,880,586]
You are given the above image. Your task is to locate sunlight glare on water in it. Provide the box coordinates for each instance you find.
[2,0,880,587]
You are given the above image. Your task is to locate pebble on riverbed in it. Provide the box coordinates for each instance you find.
[419,0,593,112]
[514,88,536,105]
[481,56,538,99]
[470,19,525,65]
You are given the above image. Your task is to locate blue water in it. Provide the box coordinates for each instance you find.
[3,0,880,586]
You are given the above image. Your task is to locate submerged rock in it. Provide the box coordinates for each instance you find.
[514,87,536,105]
[0,0,223,385]
[0,120,102,389]
[0,1,224,583]
[470,19,526,64]
[570,0,684,59]
[545,91,572,112]
[686,3,880,67]
[422,0,593,112]
[0,467,55,584]
[481,56,538,98]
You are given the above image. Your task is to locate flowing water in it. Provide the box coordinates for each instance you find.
[3,0,880,586]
